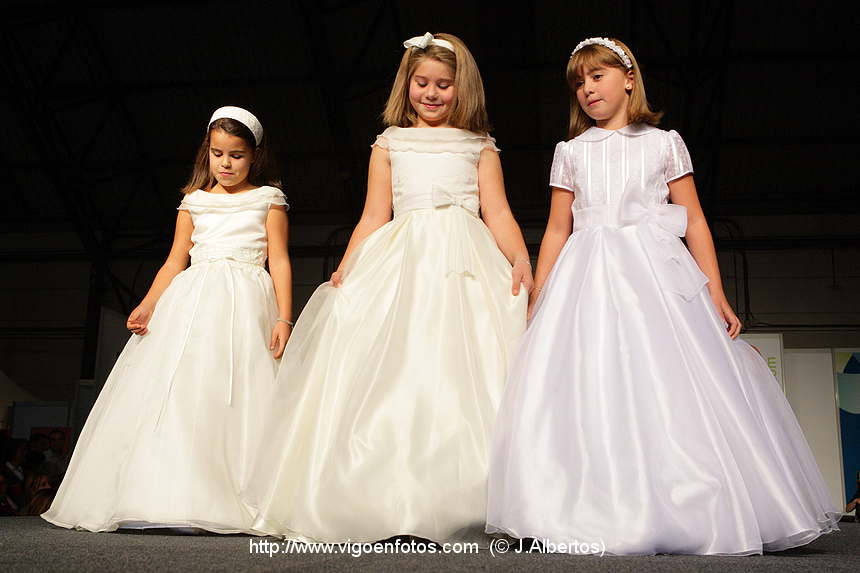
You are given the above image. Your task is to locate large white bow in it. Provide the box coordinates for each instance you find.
[619,191,688,239]
[432,185,480,215]
[618,182,708,301]
[430,184,478,276]
[403,33,455,53]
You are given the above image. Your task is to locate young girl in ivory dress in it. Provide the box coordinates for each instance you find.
[486,38,841,555]
[42,107,293,533]
[246,33,532,543]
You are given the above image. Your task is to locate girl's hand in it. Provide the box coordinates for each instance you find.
[527,287,542,321]
[512,258,534,296]
[710,292,742,339]
[330,270,344,288]
[270,321,292,359]
[127,304,153,336]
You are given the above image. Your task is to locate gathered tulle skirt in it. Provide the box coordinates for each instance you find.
[245,207,526,543]
[42,259,280,533]
[486,224,841,555]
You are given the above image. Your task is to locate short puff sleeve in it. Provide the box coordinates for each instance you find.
[549,141,574,192]
[664,130,694,183]
[268,188,290,211]
[177,193,193,211]
[482,135,500,153]
[371,126,396,150]
[371,134,389,149]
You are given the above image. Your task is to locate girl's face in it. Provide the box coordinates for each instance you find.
[575,65,633,127]
[408,59,456,127]
[209,129,255,189]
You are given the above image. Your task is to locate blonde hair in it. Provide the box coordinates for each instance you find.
[566,38,662,139]
[382,33,490,133]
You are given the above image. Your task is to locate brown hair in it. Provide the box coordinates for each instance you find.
[382,33,491,134]
[566,38,662,139]
[181,117,281,194]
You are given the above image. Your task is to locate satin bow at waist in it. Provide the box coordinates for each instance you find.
[573,198,687,235]
[393,187,480,218]
[393,184,480,277]
[189,244,266,267]
[154,249,263,430]
[573,185,707,301]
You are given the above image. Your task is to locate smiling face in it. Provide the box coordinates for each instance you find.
[209,128,255,190]
[575,65,633,127]
[408,58,456,127]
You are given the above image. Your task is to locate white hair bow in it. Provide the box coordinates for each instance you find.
[403,32,455,53]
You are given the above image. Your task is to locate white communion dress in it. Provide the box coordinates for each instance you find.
[42,186,288,533]
[485,124,841,555]
[246,127,527,543]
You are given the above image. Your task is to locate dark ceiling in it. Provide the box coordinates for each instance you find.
[2,0,856,244]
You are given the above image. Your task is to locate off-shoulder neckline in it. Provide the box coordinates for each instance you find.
[384,126,486,135]
[196,185,275,196]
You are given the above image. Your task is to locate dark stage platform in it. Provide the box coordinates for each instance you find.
[2,517,858,572]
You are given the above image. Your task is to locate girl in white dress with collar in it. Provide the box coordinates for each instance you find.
[42,107,292,534]
[486,37,840,555]
[247,33,531,544]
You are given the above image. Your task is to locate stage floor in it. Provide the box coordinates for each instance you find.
[2,517,857,572]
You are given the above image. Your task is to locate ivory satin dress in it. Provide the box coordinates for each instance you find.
[43,186,288,533]
[246,127,527,543]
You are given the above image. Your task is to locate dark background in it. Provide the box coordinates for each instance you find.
[1,0,858,403]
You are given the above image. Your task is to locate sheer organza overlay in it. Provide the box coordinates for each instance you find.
[487,126,840,555]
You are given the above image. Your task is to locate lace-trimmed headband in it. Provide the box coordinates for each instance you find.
[571,37,633,69]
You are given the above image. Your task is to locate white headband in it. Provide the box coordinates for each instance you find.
[208,106,264,146]
[571,37,633,69]
[403,32,455,53]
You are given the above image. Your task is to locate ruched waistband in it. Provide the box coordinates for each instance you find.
[189,245,266,267]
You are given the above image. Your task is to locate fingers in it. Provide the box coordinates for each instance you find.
[127,323,148,336]
[274,334,288,359]
[511,269,521,295]
[730,316,742,339]
[725,310,742,339]
[330,272,343,288]
[524,276,535,294]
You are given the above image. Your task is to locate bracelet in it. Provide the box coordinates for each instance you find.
[277,318,295,327]
[513,257,531,267]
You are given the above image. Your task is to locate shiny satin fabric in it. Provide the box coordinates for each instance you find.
[486,128,841,555]
[42,187,287,533]
[245,128,526,543]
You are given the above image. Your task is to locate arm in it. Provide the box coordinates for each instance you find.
[331,145,393,286]
[478,148,533,295]
[529,188,574,318]
[266,204,292,358]
[668,174,741,338]
[127,210,194,335]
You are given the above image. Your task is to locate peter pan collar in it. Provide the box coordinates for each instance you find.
[575,123,657,142]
